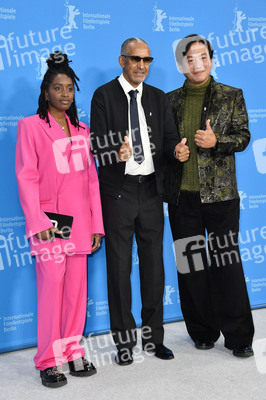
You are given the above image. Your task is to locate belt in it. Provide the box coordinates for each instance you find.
[124,173,155,184]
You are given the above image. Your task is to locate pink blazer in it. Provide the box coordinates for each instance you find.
[15,113,104,255]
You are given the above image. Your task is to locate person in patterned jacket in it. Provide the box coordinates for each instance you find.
[164,33,254,358]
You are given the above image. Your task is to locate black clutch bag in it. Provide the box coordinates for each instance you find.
[44,212,73,239]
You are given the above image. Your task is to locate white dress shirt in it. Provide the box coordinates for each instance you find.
[118,74,155,176]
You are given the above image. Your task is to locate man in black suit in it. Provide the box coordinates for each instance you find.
[90,37,189,366]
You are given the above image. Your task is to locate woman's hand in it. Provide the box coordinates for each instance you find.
[35,226,62,241]
[91,233,102,252]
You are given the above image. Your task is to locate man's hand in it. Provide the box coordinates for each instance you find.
[91,233,102,252]
[175,138,190,162]
[35,226,62,241]
[119,136,133,161]
[195,119,217,149]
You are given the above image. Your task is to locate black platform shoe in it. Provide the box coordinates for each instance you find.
[40,366,67,388]
[68,357,97,377]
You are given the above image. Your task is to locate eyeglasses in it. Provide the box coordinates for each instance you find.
[122,55,154,65]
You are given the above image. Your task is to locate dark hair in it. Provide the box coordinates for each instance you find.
[175,34,213,65]
[37,51,82,128]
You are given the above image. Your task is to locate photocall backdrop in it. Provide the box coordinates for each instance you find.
[0,0,265,353]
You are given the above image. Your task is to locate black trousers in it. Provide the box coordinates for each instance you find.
[169,191,254,349]
[101,174,165,351]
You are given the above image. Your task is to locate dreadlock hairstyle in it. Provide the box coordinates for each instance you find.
[37,51,83,128]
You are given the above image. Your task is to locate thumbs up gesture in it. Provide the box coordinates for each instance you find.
[119,136,133,161]
[195,119,217,149]
[175,138,190,162]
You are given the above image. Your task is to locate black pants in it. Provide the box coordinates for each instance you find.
[169,191,254,349]
[101,175,165,351]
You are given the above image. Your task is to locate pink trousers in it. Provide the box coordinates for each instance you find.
[33,254,87,370]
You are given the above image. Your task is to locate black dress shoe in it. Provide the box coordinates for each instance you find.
[115,349,133,366]
[40,366,67,388]
[195,340,214,350]
[144,343,174,360]
[69,357,97,377]
[233,345,254,358]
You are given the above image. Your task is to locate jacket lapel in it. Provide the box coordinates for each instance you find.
[38,114,73,190]
[141,84,159,153]
[37,112,68,142]
[114,77,130,130]
[175,87,186,139]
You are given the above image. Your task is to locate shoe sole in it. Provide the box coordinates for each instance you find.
[115,357,133,366]
[41,379,67,388]
[154,354,175,360]
[233,351,254,358]
[69,369,97,377]
[195,343,214,350]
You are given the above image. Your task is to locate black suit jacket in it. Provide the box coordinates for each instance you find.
[90,77,180,198]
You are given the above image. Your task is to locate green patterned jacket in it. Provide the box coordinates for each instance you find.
[163,76,251,205]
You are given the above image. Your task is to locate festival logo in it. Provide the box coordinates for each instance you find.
[64,1,80,30]
[36,55,48,81]
[153,4,195,34]
[211,53,221,79]
[0,7,16,21]
[87,297,94,318]
[153,4,167,32]
[252,138,266,174]
[64,1,111,31]
[205,7,266,71]
[77,108,87,121]
[233,6,247,32]
[239,191,248,209]
[164,285,175,305]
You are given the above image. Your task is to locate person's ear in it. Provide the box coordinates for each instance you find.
[178,61,184,74]
[118,55,125,68]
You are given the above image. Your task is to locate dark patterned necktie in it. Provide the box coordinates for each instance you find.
[128,90,144,164]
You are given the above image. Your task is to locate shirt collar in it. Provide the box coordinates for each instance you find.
[118,74,143,97]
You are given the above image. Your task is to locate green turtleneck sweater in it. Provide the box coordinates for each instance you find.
[180,77,211,192]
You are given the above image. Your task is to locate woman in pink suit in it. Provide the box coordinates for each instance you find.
[15,52,104,388]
